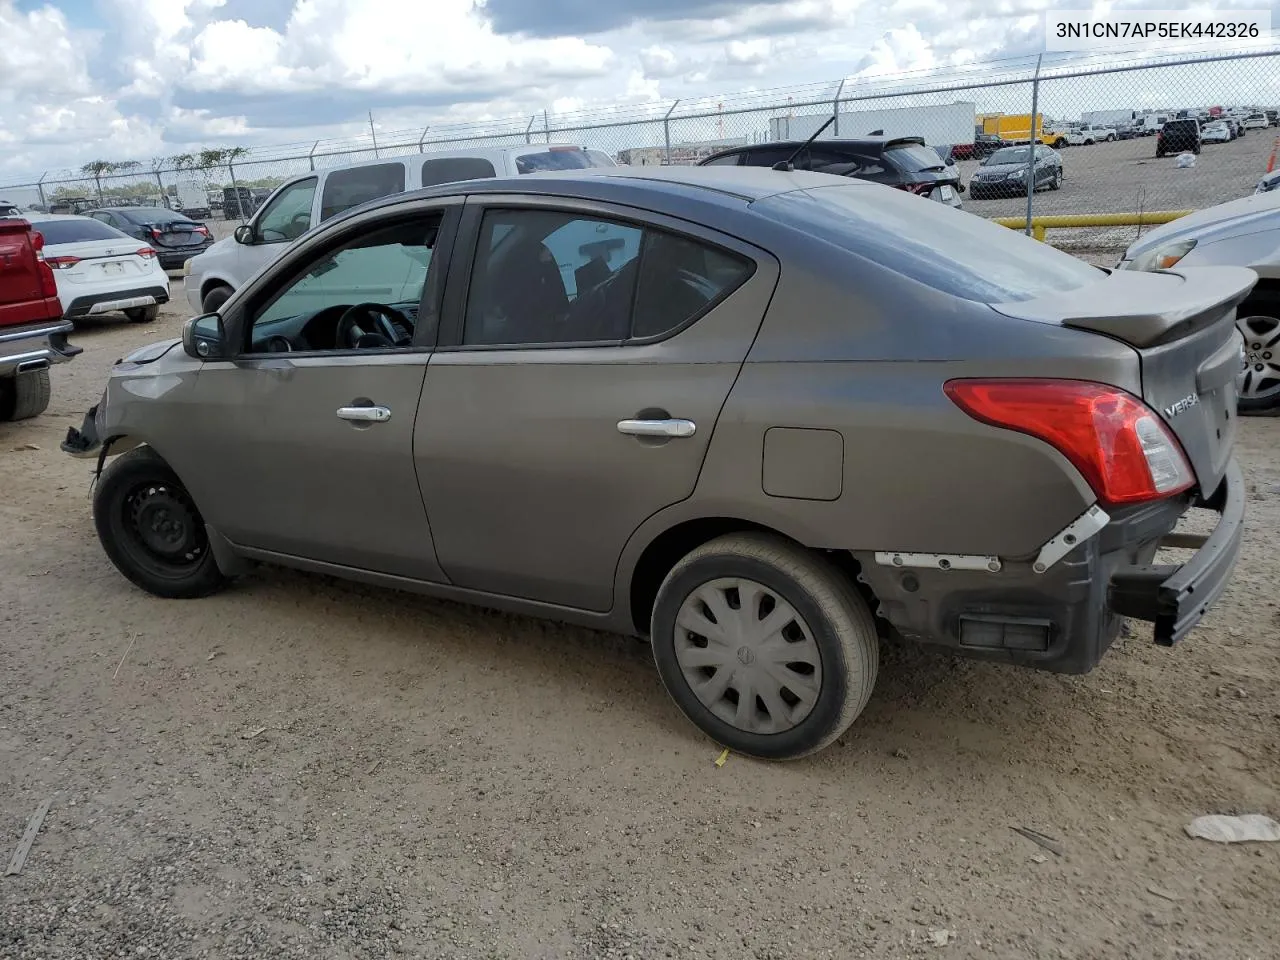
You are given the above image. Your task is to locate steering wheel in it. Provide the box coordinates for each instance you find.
[335,303,411,349]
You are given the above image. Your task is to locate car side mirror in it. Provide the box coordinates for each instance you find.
[183,312,229,361]
[945,155,955,166]
[233,224,254,245]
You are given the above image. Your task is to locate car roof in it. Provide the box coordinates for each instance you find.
[304,143,606,180]
[25,213,96,221]
[332,165,870,228]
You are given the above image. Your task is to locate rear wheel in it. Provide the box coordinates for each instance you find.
[1237,294,1280,414]
[0,368,51,421]
[201,284,233,314]
[650,533,879,761]
[93,446,227,598]
[125,304,159,323]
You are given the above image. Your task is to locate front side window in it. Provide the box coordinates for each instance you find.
[319,163,406,222]
[249,215,442,352]
[461,208,752,347]
[255,178,318,243]
[700,153,742,166]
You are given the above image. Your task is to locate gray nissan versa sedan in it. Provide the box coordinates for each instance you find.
[61,166,1248,760]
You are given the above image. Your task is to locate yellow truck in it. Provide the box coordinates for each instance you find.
[979,113,1063,146]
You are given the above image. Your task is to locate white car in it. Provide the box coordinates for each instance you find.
[1063,125,1117,145]
[1201,121,1233,144]
[185,144,617,315]
[27,214,169,323]
[1243,113,1269,130]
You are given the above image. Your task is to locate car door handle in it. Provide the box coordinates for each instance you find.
[337,405,391,423]
[617,418,696,438]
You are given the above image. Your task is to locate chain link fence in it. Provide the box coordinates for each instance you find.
[4,46,1278,259]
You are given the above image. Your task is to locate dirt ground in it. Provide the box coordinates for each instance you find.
[2,289,1279,960]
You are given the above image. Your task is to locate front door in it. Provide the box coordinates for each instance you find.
[416,201,776,611]
[177,205,454,581]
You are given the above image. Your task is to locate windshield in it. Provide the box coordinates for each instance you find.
[884,144,945,172]
[28,217,129,244]
[754,184,1102,303]
[986,147,1032,165]
[515,149,615,174]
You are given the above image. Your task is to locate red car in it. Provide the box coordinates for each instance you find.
[0,216,80,420]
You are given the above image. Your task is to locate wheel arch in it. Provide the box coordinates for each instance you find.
[622,513,878,637]
[199,274,236,303]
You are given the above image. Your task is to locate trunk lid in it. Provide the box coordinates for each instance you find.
[990,265,1256,494]
[145,221,207,248]
[49,238,156,283]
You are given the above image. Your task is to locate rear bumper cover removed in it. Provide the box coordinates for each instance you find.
[1108,458,1245,647]
[855,458,1245,674]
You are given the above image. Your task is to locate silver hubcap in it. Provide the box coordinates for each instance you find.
[1237,314,1280,399]
[673,577,823,735]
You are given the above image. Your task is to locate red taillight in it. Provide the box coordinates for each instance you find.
[194,225,209,236]
[30,229,44,253]
[37,261,58,297]
[895,183,933,196]
[45,255,81,269]
[944,378,1195,506]
[136,247,157,259]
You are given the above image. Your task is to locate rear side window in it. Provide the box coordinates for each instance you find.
[319,163,406,221]
[421,157,497,187]
[755,185,1100,304]
[514,149,615,174]
[28,218,128,244]
[461,207,752,346]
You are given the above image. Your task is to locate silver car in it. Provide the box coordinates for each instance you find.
[1119,188,1280,413]
[63,167,1247,760]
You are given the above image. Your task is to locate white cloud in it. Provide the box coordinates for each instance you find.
[1,0,1277,188]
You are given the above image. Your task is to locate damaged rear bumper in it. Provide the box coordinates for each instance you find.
[1107,458,1245,647]
[854,458,1245,674]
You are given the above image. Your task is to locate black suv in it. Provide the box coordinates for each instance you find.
[698,136,964,208]
[1156,118,1201,157]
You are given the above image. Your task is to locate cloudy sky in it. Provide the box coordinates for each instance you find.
[1,0,1276,183]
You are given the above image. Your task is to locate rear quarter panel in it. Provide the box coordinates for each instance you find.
[689,233,1142,558]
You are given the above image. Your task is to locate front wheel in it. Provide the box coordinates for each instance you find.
[201,284,233,314]
[1053,138,1066,149]
[1050,170,1062,190]
[93,446,227,598]
[650,533,879,760]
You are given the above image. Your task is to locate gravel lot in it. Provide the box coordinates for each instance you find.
[3,272,1279,960]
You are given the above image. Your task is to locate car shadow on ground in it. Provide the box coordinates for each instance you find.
[198,562,1100,777]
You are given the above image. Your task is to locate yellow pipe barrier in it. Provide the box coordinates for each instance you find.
[992,210,1194,242]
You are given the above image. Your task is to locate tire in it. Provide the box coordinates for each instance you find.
[125,304,159,323]
[1053,138,1066,149]
[201,284,233,314]
[1084,139,1094,146]
[1236,293,1280,415]
[650,533,879,761]
[1050,170,1061,190]
[0,368,51,421]
[93,446,227,599]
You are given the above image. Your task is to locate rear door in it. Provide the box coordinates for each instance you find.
[415,197,778,612]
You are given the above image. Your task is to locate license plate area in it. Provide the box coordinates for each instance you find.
[934,185,955,202]
[101,262,125,276]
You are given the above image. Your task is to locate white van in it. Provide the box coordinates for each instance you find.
[184,144,615,314]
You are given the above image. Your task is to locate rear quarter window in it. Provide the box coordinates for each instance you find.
[514,149,615,174]
[319,163,406,221]
[421,157,497,187]
[755,184,1101,303]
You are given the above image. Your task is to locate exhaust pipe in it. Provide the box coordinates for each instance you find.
[16,358,50,374]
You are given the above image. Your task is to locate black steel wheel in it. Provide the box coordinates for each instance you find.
[93,446,227,598]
